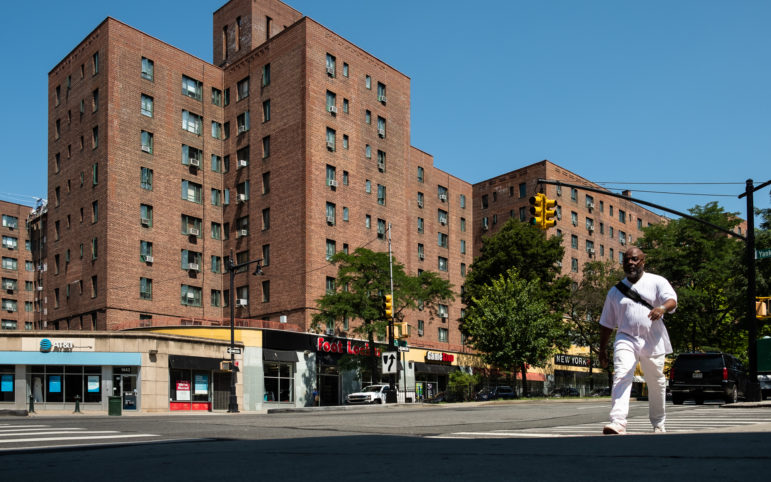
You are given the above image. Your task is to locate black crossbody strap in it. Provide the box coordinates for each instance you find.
[614,281,654,310]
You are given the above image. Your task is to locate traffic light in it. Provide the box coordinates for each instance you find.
[395,322,409,339]
[542,196,557,228]
[529,193,545,227]
[220,361,232,371]
[384,294,393,319]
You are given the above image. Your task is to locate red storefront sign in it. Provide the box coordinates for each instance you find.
[316,337,381,357]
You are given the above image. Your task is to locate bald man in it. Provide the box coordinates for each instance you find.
[599,247,677,435]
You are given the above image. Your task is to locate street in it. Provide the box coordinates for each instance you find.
[2,399,771,480]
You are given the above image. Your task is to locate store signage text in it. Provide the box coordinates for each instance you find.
[36,338,95,353]
[316,337,381,357]
[426,352,454,363]
[554,354,600,368]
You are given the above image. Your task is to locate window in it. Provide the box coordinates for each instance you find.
[181,285,202,307]
[92,89,99,112]
[377,82,386,102]
[237,180,250,201]
[237,77,249,101]
[326,165,336,187]
[326,53,336,77]
[460,239,466,254]
[586,217,594,232]
[571,188,578,201]
[326,90,336,113]
[417,167,424,183]
[140,94,153,117]
[181,214,202,236]
[237,146,250,168]
[586,195,594,210]
[365,180,372,194]
[181,249,203,271]
[326,203,336,225]
[438,185,448,202]
[212,121,223,139]
[438,232,448,248]
[182,110,202,134]
[2,299,18,313]
[481,195,488,209]
[211,188,222,206]
[262,63,271,87]
[262,136,270,158]
[638,218,643,230]
[459,194,466,209]
[1,236,17,250]
[438,328,448,343]
[417,217,424,234]
[1,257,17,270]
[140,278,152,300]
[326,239,336,261]
[342,207,349,222]
[182,144,202,166]
[211,155,222,173]
[438,256,448,272]
[211,256,222,273]
[138,167,153,192]
[262,172,270,194]
[519,207,527,222]
[224,88,230,106]
[181,180,202,204]
[140,240,153,262]
[262,100,271,122]
[92,51,99,75]
[418,320,424,337]
[417,244,424,260]
[609,226,614,238]
[211,222,221,240]
[365,110,371,124]
[223,122,230,139]
[212,87,222,106]
[461,263,467,277]
[342,171,349,186]
[211,290,221,307]
[262,208,270,230]
[571,211,578,226]
[182,75,202,100]
[377,184,386,205]
[438,209,448,225]
[326,128,336,151]
[571,258,579,273]
[262,280,270,302]
[140,204,153,227]
[91,201,98,223]
[141,130,153,153]
[482,217,489,230]
[619,209,626,224]
[586,240,595,256]
[262,244,270,266]
[342,135,349,149]
[343,98,349,113]
[365,144,371,159]
[377,116,386,138]
[571,235,578,249]
[92,126,99,149]
[600,200,605,213]
[600,222,605,235]
[237,111,250,133]
[619,230,627,245]
[365,75,371,89]
[365,215,371,229]
[91,237,98,260]
[377,219,386,239]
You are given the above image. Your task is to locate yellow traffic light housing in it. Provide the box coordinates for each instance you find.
[384,294,393,319]
[542,196,557,229]
[529,193,545,227]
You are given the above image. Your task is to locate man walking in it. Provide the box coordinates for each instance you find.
[599,247,677,434]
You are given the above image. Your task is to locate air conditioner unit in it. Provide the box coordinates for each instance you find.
[36,286,43,291]
[328,179,338,187]
[239,229,248,237]
[440,218,447,226]
[587,202,595,211]
[377,161,385,171]
[189,158,200,167]
[141,218,151,226]
[238,125,247,133]
[588,248,595,256]
[325,328,334,336]
[378,95,387,103]
[280,315,287,323]
[144,255,154,263]
[588,226,594,232]
[237,298,248,307]
[418,253,424,260]
[186,292,195,299]
[188,228,200,236]
[238,159,248,168]
[328,105,337,114]
[187,263,200,271]
[3,284,13,291]
[238,194,247,202]
[417,200,423,208]
[326,215,335,224]
[326,66,335,75]
[141,145,151,153]
[326,141,335,150]
[377,128,385,138]
[439,194,447,201]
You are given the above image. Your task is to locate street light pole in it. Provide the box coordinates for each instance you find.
[226,251,264,413]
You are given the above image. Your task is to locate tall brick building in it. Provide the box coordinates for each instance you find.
[43,0,472,351]
[1,200,35,331]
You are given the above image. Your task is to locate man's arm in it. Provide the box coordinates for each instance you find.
[648,298,677,321]
[599,325,613,368]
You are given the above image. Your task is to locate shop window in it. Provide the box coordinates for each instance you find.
[264,362,295,403]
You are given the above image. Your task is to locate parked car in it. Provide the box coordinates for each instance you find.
[424,391,461,404]
[590,387,611,397]
[346,384,391,405]
[549,387,580,397]
[475,386,517,401]
[669,352,747,405]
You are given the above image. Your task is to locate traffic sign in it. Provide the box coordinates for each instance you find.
[398,346,410,352]
[381,351,397,374]
[757,249,771,260]
[227,347,242,354]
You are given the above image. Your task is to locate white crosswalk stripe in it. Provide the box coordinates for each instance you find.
[0,423,159,449]
[431,407,771,439]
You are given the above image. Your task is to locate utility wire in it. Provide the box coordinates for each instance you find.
[603,188,736,197]
[594,182,745,185]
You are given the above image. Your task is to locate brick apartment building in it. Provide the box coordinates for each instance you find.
[41,0,472,352]
[473,160,667,277]
[1,200,35,331]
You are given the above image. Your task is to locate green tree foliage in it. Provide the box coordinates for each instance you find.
[566,260,624,386]
[463,218,570,310]
[756,192,771,337]
[637,202,746,354]
[447,370,481,401]
[463,269,569,396]
[313,248,454,378]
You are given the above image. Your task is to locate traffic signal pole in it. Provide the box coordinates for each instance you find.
[539,178,770,401]
[387,223,397,402]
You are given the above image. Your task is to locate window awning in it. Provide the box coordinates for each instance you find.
[168,355,222,370]
[263,348,298,363]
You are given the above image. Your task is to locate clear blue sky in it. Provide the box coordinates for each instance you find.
[1,0,768,222]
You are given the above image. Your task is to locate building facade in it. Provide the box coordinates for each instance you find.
[1,200,36,331]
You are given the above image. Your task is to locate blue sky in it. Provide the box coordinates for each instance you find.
[1,0,768,222]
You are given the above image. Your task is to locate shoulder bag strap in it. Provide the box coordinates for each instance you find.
[614,281,654,310]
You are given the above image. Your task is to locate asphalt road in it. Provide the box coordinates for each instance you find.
[2,400,770,481]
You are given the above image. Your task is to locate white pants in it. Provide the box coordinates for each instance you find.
[609,338,667,428]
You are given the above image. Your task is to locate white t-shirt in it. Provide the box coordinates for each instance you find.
[599,272,677,356]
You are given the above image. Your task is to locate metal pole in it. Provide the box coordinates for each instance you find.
[387,223,396,400]
[745,180,761,401]
[228,251,239,413]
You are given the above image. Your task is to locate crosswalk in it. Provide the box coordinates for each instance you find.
[432,407,771,439]
[0,423,159,450]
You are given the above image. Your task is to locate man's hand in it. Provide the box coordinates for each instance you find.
[599,349,608,369]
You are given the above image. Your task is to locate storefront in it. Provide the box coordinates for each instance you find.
[414,351,458,400]
[552,352,607,395]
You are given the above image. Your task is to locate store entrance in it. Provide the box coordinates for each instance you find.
[112,367,138,410]
[213,372,230,410]
[317,365,340,406]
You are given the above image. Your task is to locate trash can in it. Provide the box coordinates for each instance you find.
[108,396,122,416]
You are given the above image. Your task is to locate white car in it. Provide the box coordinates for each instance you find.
[346,384,391,404]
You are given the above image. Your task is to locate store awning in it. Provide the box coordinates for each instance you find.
[168,355,222,370]
[263,348,298,363]
[414,362,458,375]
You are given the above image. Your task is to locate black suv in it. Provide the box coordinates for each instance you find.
[475,386,517,401]
[669,352,747,405]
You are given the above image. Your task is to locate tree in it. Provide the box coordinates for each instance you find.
[566,260,624,388]
[756,192,771,337]
[637,202,746,354]
[462,269,569,396]
[464,219,570,310]
[313,247,454,379]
